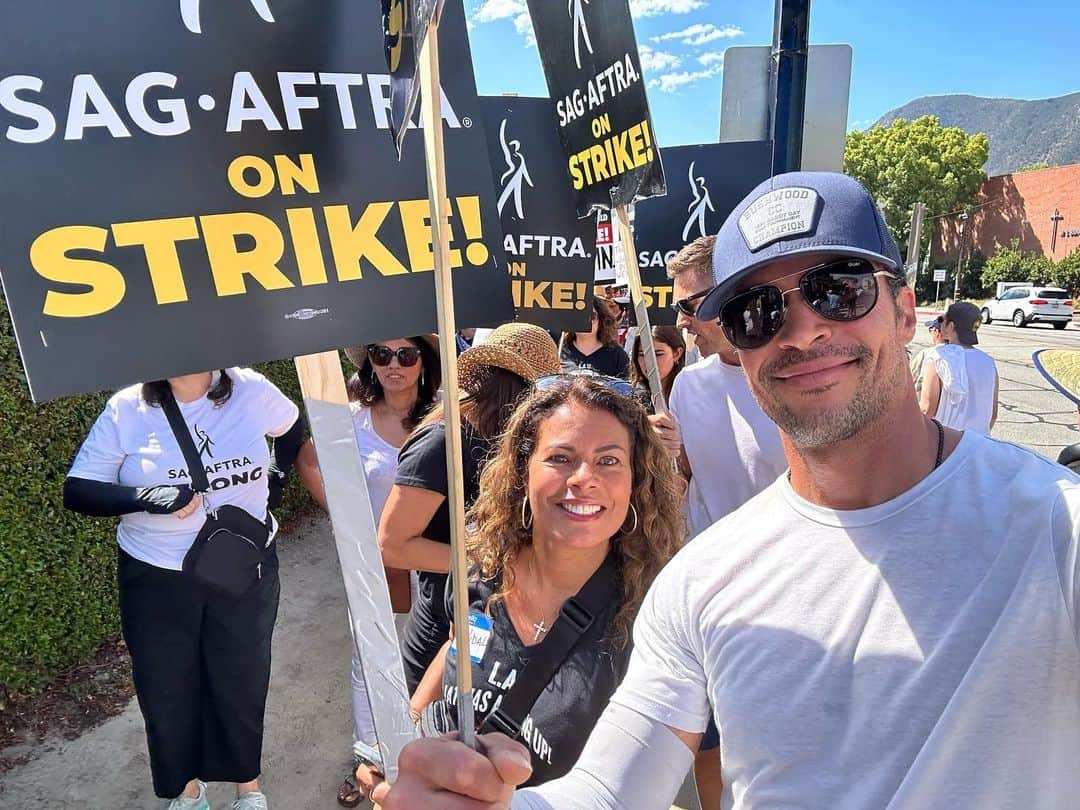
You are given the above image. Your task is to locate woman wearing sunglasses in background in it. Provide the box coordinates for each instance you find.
[375,374,684,790]
[629,326,686,403]
[295,335,440,808]
[379,324,561,698]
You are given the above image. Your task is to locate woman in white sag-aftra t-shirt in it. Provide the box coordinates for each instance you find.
[63,368,302,810]
[295,335,440,809]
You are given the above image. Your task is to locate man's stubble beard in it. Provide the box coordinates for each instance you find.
[755,341,907,448]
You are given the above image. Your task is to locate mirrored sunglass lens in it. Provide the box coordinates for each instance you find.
[802,262,878,320]
[721,287,784,348]
[398,349,421,366]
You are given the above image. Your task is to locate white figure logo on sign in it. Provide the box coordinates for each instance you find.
[569,0,594,70]
[180,0,275,33]
[497,119,535,219]
[682,161,715,241]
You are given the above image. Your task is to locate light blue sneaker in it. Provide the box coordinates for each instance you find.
[233,791,268,810]
[166,781,209,810]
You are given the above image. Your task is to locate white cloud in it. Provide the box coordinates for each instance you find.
[638,44,682,72]
[697,51,724,66]
[471,0,534,45]
[473,0,526,23]
[629,0,706,17]
[647,66,721,93]
[652,23,744,46]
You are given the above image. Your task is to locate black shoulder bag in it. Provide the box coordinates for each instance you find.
[161,389,273,599]
[477,554,621,740]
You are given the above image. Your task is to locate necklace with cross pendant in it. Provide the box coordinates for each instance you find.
[532,619,548,642]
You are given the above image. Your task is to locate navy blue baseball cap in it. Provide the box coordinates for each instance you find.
[696,172,902,322]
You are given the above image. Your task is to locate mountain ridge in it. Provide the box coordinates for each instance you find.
[872,92,1080,176]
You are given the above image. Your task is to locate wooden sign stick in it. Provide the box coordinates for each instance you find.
[418,13,478,750]
[293,352,415,781]
[615,205,669,416]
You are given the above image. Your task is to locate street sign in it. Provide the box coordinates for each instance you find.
[934,268,948,282]
[719,44,852,173]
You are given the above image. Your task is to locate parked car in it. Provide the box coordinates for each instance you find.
[980,286,1072,329]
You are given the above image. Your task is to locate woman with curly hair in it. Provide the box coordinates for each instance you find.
[560,298,631,379]
[405,373,685,785]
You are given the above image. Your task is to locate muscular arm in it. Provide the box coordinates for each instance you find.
[378,484,451,573]
[512,703,698,810]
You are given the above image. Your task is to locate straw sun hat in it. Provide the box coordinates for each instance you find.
[343,335,439,369]
[458,323,560,391]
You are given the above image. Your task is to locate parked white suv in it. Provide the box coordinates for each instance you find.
[980,286,1072,330]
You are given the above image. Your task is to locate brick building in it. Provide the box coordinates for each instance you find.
[933,162,1080,264]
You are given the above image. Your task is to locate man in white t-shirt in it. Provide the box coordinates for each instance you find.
[667,236,787,540]
[375,172,1080,810]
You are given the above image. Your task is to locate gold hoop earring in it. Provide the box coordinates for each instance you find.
[621,503,638,535]
[521,498,533,530]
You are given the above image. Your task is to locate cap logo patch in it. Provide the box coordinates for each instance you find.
[738,187,820,252]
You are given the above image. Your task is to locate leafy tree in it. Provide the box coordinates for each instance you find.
[981,239,1054,293]
[1051,246,1080,295]
[844,116,989,256]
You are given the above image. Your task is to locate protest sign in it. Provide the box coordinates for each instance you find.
[480,97,595,332]
[382,0,441,154]
[0,0,512,401]
[525,0,666,217]
[632,141,773,326]
[594,208,630,286]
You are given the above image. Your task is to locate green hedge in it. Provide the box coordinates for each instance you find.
[0,299,311,693]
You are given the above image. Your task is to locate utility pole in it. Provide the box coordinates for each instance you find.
[1051,208,1064,255]
[769,0,810,175]
[952,211,969,300]
[905,202,926,286]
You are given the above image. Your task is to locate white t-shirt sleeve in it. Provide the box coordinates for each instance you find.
[236,368,299,437]
[68,396,126,483]
[1051,486,1080,648]
[610,554,711,734]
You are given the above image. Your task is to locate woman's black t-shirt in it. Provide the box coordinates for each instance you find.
[394,420,492,691]
[560,343,630,379]
[433,557,630,785]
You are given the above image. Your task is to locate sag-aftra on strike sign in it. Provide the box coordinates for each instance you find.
[526,0,666,216]
[0,0,512,401]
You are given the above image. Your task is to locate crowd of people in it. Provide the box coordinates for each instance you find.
[61,170,1079,810]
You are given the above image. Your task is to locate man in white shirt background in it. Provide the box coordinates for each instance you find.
[375,171,1080,810]
[667,236,788,541]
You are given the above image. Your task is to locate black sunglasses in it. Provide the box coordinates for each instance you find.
[534,371,637,398]
[718,258,900,350]
[368,345,422,367]
[670,287,712,317]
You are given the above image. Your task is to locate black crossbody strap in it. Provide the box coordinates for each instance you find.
[479,554,621,739]
[160,389,210,494]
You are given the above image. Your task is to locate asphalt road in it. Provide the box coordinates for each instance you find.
[911,312,1080,460]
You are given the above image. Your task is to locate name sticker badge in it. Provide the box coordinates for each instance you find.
[738,187,820,251]
[450,611,493,664]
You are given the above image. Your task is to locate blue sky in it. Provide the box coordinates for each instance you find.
[464,0,1080,147]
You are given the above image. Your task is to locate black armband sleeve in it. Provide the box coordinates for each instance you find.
[269,415,306,477]
[63,476,195,517]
